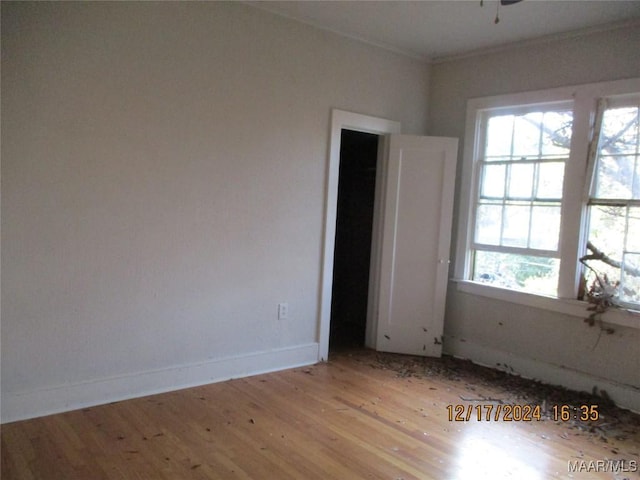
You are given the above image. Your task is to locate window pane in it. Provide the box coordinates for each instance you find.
[635,159,640,200]
[507,163,534,198]
[473,250,559,296]
[600,107,639,156]
[485,115,513,158]
[480,164,506,198]
[588,206,626,261]
[585,206,626,289]
[502,205,529,247]
[620,252,640,305]
[475,204,502,245]
[530,206,561,250]
[594,155,635,199]
[541,111,573,157]
[537,162,564,199]
[594,105,640,201]
[513,112,542,158]
[626,206,640,252]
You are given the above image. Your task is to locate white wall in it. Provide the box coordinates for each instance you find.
[1,2,430,422]
[429,24,640,411]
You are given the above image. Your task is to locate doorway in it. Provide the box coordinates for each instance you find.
[318,110,400,362]
[319,112,456,360]
[329,130,379,352]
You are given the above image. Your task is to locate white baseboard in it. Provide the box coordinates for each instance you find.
[444,337,640,414]
[1,343,319,424]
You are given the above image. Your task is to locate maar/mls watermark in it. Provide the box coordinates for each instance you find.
[568,459,638,474]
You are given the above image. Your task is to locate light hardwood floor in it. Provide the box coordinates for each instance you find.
[2,350,639,479]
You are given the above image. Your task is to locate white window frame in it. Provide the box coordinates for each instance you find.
[586,93,640,309]
[454,78,640,329]
[471,102,571,294]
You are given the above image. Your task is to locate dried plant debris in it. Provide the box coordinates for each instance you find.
[344,350,640,444]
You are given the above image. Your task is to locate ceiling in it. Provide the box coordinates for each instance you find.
[247,1,640,61]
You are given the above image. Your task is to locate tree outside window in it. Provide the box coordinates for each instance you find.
[584,100,640,308]
[468,93,640,310]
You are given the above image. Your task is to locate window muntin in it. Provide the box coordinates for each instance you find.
[471,107,573,296]
[585,98,640,307]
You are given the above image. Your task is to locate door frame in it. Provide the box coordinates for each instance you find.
[317,110,400,361]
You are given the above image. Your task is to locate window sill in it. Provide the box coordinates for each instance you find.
[452,279,640,330]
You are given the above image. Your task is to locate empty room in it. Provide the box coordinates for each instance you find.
[2,1,640,478]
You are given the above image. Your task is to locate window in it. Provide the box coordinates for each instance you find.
[471,106,572,296]
[456,78,640,312]
[585,97,640,307]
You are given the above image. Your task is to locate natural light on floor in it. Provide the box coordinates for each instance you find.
[452,423,546,480]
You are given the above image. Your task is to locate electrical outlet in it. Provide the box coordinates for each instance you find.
[278,302,288,320]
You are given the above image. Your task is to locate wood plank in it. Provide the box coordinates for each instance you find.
[2,349,639,479]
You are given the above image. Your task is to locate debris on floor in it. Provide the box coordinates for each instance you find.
[341,349,640,447]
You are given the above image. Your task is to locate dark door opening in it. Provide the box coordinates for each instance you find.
[329,129,380,352]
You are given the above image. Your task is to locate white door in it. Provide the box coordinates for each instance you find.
[374,135,458,357]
